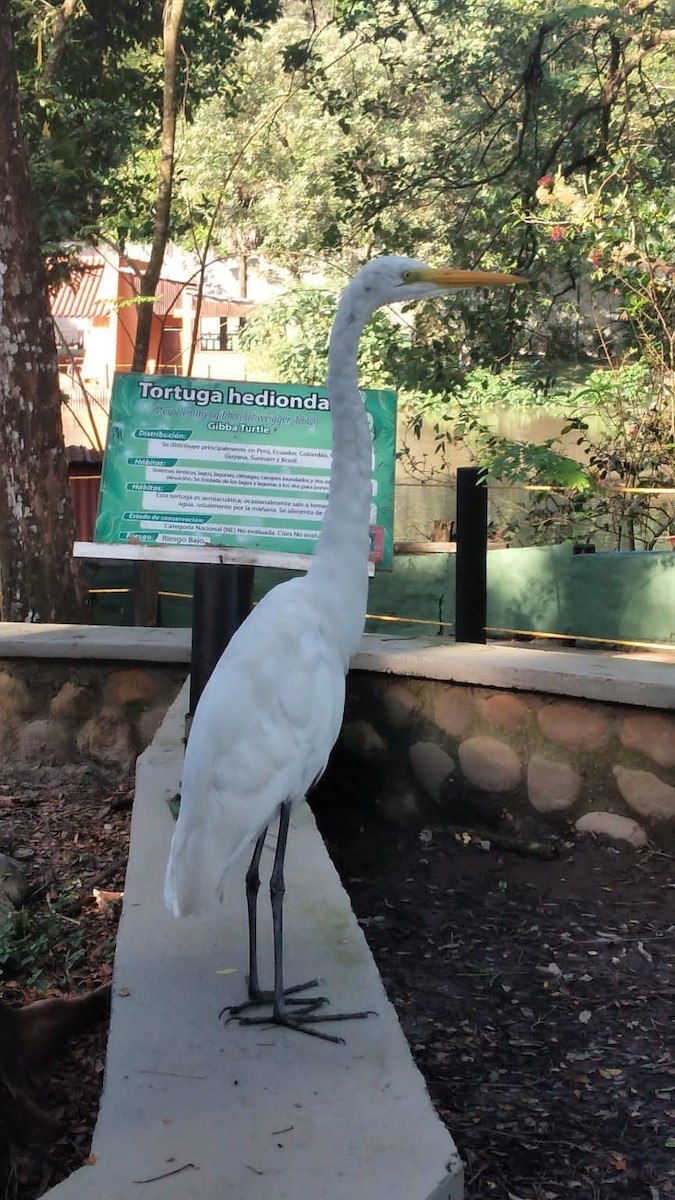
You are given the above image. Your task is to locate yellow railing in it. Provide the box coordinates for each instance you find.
[86,588,673,653]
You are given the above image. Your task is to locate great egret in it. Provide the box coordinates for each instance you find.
[165,255,524,1041]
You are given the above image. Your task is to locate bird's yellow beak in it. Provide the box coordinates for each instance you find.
[411,267,527,288]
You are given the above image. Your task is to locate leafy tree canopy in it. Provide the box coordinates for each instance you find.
[180,0,673,362]
[11,0,279,255]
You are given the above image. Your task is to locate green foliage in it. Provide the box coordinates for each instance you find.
[450,361,674,550]
[179,0,673,363]
[456,365,555,409]
[12,0,280,250]
[241,283,413,387]
[0,891,86,990]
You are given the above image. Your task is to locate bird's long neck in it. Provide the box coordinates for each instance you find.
[307,283,375,665]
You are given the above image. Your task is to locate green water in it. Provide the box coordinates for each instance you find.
[394,405,601,541]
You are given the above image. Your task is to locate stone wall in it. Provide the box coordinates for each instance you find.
[0,660,187,773]
[337,673,675,847]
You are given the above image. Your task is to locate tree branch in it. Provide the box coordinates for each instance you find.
[132,0,185,373]
[42,0,80,86]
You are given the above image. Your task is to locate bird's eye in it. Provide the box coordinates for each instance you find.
[400,270,413,283]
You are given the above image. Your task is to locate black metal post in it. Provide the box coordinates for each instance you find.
[133,561,160,627]
[189,563,254,717]
[455,466,487,643]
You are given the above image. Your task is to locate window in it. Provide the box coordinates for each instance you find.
[199,315,246,352]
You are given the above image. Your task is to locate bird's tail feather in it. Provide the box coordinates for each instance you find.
[164,823,266,918]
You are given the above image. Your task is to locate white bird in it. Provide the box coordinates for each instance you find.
[164,255,524,1041]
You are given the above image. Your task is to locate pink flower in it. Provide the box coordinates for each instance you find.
[537,174,553,187]
[550,224,567,241]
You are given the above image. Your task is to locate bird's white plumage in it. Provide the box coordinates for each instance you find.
[164,576,346,915]
[164,255,518,922]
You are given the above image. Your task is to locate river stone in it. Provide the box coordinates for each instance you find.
[0,670,32,717]
[409,741,455,802]
[50,680,90,720]
[384,683,420,729]
[77,707,136,771]
[18,718,71,765]
[136,704,171,749]
[538,701,610,750]
[458,736,521,793]
[619,712,675,768]
[575,811,647,848]
[527,754,581,813]
[340,720,387,762]
[104,669,159,706]
[434,687,474,737]
[0,715,18,757]
[613,765,675,822]
[476,691,529,731]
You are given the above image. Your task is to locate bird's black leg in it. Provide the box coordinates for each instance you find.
[237,800,377,1043]
[270,799,291,1008]
[224,808,323,1019]
[244,828,266,1002]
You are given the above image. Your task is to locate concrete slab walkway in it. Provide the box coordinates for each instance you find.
[44,683,463,1200]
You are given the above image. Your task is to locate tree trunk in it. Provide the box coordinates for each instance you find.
[131,0,185,373]
[0,1,86,622]
[238,253,248,299]
[42,0,80,86]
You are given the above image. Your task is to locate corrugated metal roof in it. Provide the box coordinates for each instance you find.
[153,282,253,318]
[51,266,106,318]
[69,472,102,542]
[50,257,256,322]
[200,297,253,317]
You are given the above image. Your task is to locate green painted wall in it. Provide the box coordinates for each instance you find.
[485,544,675,644]
[88,544,675,647]
[255,544,675,645]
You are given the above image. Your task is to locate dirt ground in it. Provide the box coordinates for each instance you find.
[316,788,675,1200]
[0,763,132,1199]
[1,760,674,1200]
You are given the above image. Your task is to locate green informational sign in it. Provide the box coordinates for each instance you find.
[95,372,397,569]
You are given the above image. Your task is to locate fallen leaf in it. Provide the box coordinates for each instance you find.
[608,1152,627,1170]
[216,968,239,976]
[93,887,123,913]
[117,987,131,997]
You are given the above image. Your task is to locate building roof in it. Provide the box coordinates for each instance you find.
[200,297,254,318]
[50,259,254,321]
[51,265,107,318]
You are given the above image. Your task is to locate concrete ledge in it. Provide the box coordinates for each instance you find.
[45,683,462,1200]
[351,638,675,710]
[0,624,671,710]
[0,623,192,662]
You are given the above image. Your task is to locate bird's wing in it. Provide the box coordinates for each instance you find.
[165,578,346,915]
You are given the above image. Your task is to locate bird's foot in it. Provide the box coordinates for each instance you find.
[221,978,326,1019]
[237,1005,378,1045]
